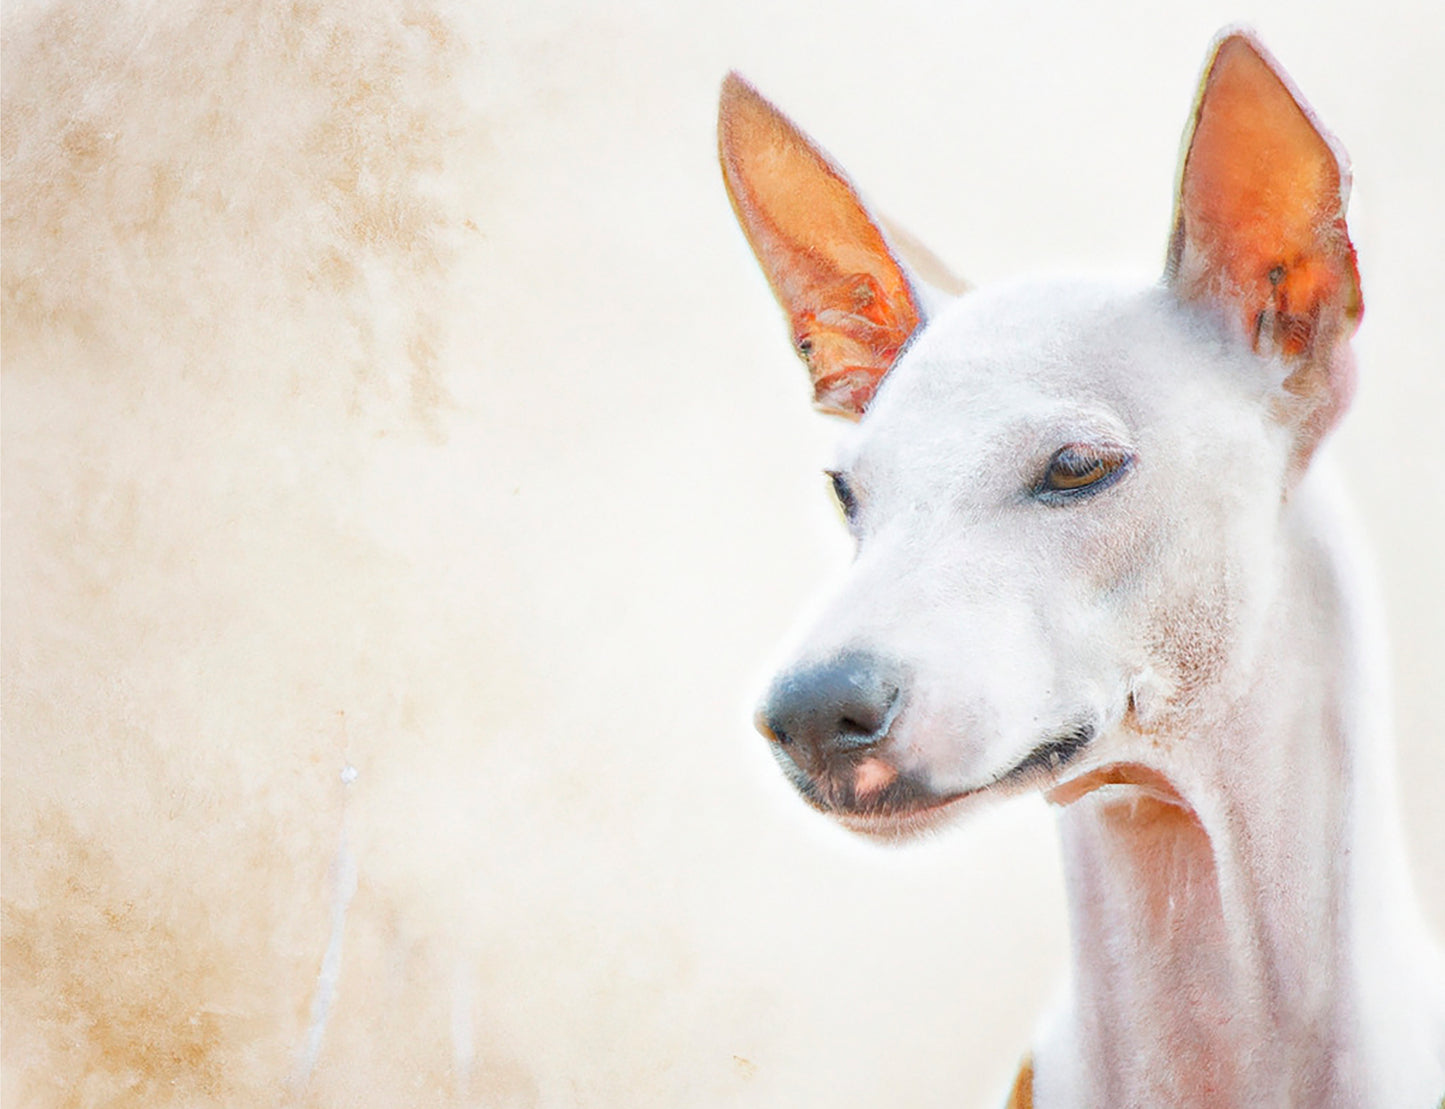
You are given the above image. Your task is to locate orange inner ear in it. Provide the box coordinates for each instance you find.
[719,74,921,417]
[1169,35,1361,359]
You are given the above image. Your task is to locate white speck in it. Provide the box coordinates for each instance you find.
[340,764,358,785]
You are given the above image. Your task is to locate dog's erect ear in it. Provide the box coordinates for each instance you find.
[719,73,926,419]
[1167,31,1362,459]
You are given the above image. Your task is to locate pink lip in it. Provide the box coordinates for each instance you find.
[851,756,899,800]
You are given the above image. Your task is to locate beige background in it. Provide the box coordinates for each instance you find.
[3,1,1441,1105]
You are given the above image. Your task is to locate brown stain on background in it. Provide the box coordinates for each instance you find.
[1,0,462,432]
[4,814,239,1106]
[1,1,485,1103]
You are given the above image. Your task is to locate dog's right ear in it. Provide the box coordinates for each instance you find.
[718,74,927,419]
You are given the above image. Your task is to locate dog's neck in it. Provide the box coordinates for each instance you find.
[1040,471,1444,1107]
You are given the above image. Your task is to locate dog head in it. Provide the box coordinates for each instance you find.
[720,32,1361,837]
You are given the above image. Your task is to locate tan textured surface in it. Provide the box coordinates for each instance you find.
[4,2,1442,1106]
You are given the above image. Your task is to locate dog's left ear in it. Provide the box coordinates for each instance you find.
[718,73,928,419]
[1167,31,1362,464]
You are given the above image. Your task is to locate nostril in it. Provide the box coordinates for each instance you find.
[837,681,899,740]
[754,709,790,745]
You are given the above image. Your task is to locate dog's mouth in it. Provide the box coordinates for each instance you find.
[778,722,1097,837]
[775,751,949,822]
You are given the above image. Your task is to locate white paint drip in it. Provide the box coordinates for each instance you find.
[451,959,476,1099]
[291,764,360,1090]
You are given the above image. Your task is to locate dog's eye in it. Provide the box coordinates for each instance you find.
[826,470,858,521]
[1039,445,1132,498]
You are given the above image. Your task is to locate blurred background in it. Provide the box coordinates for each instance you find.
[3,1,1441,1105]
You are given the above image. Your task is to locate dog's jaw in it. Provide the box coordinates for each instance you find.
[782,719,1106,840]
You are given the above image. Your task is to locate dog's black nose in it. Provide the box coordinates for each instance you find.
[756,651,903,772]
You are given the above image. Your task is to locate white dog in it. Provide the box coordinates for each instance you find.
[720,28,1445,1107]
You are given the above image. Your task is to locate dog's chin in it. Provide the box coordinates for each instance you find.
[830,791,976,841]
[783,763,979,841]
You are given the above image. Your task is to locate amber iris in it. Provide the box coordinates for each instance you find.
[1042,446,1129,493]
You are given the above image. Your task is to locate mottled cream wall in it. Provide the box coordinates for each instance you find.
[3,2,1441,1106]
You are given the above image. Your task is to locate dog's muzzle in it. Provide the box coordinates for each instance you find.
[755,650,914,814]
[756,651,1102,822]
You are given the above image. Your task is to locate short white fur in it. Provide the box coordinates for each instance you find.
[724,30,1445,1108]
